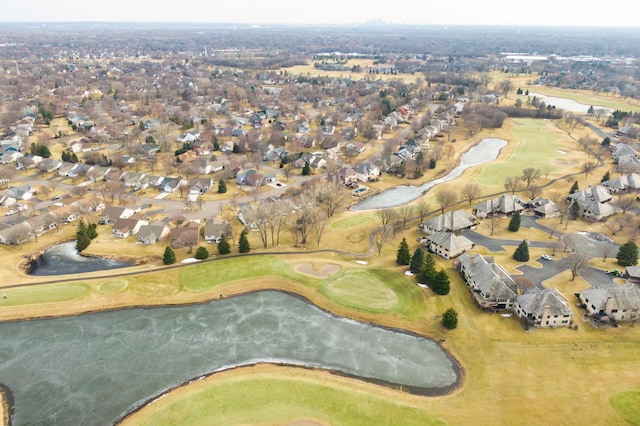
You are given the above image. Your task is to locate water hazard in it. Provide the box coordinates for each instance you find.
[29,241,132,276]
[0,290,460,425]
[350,138,507,210]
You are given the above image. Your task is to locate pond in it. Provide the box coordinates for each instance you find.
[528,93,613,114]
[29,241,132,276]
[0,290,460,425]
[350,138,507,210]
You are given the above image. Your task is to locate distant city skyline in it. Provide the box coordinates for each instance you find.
[1,0,639,28]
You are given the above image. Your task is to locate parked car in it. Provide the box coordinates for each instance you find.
[541,255,552,261]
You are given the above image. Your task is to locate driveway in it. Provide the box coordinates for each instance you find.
[516,258,618,290]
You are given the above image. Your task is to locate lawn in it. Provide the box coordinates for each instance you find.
[611,389,640,425]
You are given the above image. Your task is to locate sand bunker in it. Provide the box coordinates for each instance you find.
[294,263,341,278]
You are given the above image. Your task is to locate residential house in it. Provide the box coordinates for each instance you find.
[474,194,527,218]
[0,222,32,245]
[99,206,136,225]
[353,162,380,182]
[529,198,561,218]
[171,220,200,248]
[568,185,619,221]
[423,231,474,259]
[74,197,105,214]
[514,289,573,328]
[50,203,81,223]
[37,158,62,173]
[1,185,35,206]
[579,285,640,323]
[345,141,366,155]
[137,221,171,245]
[160,176,183,193]
[420,210,478,234]
[624,266,640,284]
[112,216,148,238]
[204,218,231,243]
[299,135,316,148]
[26,212,59,236]
[189,177,214,194]
[602,173,640,193]
[0,143,22,164]
[457,253,518,310]
[338,167,358,187]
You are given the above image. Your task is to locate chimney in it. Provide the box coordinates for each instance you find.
[605,297,615,315]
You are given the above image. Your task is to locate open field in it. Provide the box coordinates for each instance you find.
[283,59,422,84]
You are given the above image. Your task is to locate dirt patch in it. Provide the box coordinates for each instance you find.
[294,263,341,279]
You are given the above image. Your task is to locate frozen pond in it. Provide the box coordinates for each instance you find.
[529,93,612,114]
[29,241,132,276]
[0,290,460,425]
[351,138,507,210]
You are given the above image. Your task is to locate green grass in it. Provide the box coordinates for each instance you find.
[477,119,565,186]
[180,256,315,291]
[0,283,90,307]
[331,212,376,230]
[321,268,425,319]
[611,389,640,425]
[127,374,445,426]
[98,279,128,294]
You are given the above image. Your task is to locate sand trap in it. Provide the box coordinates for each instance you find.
[294,263,341,278]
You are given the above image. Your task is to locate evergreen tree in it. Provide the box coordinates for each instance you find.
[213,139,220,151]
[617,241,638,266]
[217,233,231,255]
[302,161,311,176]
[601,137,611,146]
[75,220,91,252]
[429,158,437,169]
[409,247,425,274]
[87,223,98,240]
[601,170,611,183]
[508,211,521,232]
[417,253,437,284]
[513,239,530,262]
[218,179,227,194]
[162,246,176,265]
[396,237,411,265]
[431,269,451,295]
[195,246,209,260]
[569,180,579,194]
[570,200,581,220]
[442,308,458,329]
[238,229,251,253]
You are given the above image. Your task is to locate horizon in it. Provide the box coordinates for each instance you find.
[2,0,639,28]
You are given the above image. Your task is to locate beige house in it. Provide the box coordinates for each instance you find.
[423,231,474,259]
[514,289,573,328]
[579,285,640,323]
[457,253,518,310]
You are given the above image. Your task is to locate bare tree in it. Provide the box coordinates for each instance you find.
[374,228,391,255]
[435,188,458,214]
[461,182,481,206]
[316,180,349,218]
[600,244,616,262]
[581,161,597,178]
[483,215,504,236]
[311,210,330,247]
[504,175,521,194]
[521,167,541,188]
[615,194,637,213]
[376,208,398,231]
[398,205,414,229]
[561,252,591,281]
[514,276,536,292]
[526,185,543,201]
[416,200,430,224]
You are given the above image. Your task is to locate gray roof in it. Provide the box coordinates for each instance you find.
[422,210,477,233]
[581,285,640,312]
[458,253,518,301]
[427,231,474,252]
[516,289,572,318]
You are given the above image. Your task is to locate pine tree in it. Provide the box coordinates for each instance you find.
[87,223,98,240]
[302,161,311,176]
[75,220,91,252]
[396,237,411,265]
[429,158,437,169]
[195,246,209,260]
[617,241,638,266]
[601,170,611,183]
[513,239,530,262]
[218,179,227,194]
[238,230,251,253]
[213,139,220,151]
[417,253,437,284]
[431,269,451,295]
[442,308,458,329]
[570,200,581,220]
[217,234,231,255]
[569,180,579,194]
[409,247,425,274]
[162,246,176,265]
[601,137,611,146]
[508,211,521,232]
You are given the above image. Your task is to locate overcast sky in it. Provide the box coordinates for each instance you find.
[1,0,639,27]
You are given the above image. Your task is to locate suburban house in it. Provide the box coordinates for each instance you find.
[99,206,136,225]
[160,176,183,193]
[529,198,561,218]
[338,167,358,187]
[26,212,59,235]
[419,210,478,234]
[50,203,81,223]
[0,222,31,245]
[73,197,105,214]
[602,173,640,193]
[188,177,214,194]
[112,216,148,238]
[474,195,527,218]
[137,221,171,245]
[171,220,200,248]
[568,185,619,221]
[514,289,573,328]
[456,253,518,310]
[422,231,474,259]
[353,162,380,182]
[1,185,36,206]
[204,218,231,243]
[579,285,640,323]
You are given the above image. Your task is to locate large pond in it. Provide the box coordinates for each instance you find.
[29,241,132,276]
[528,93,613,114]
[0,290,460,425]
[351,138,507,210]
